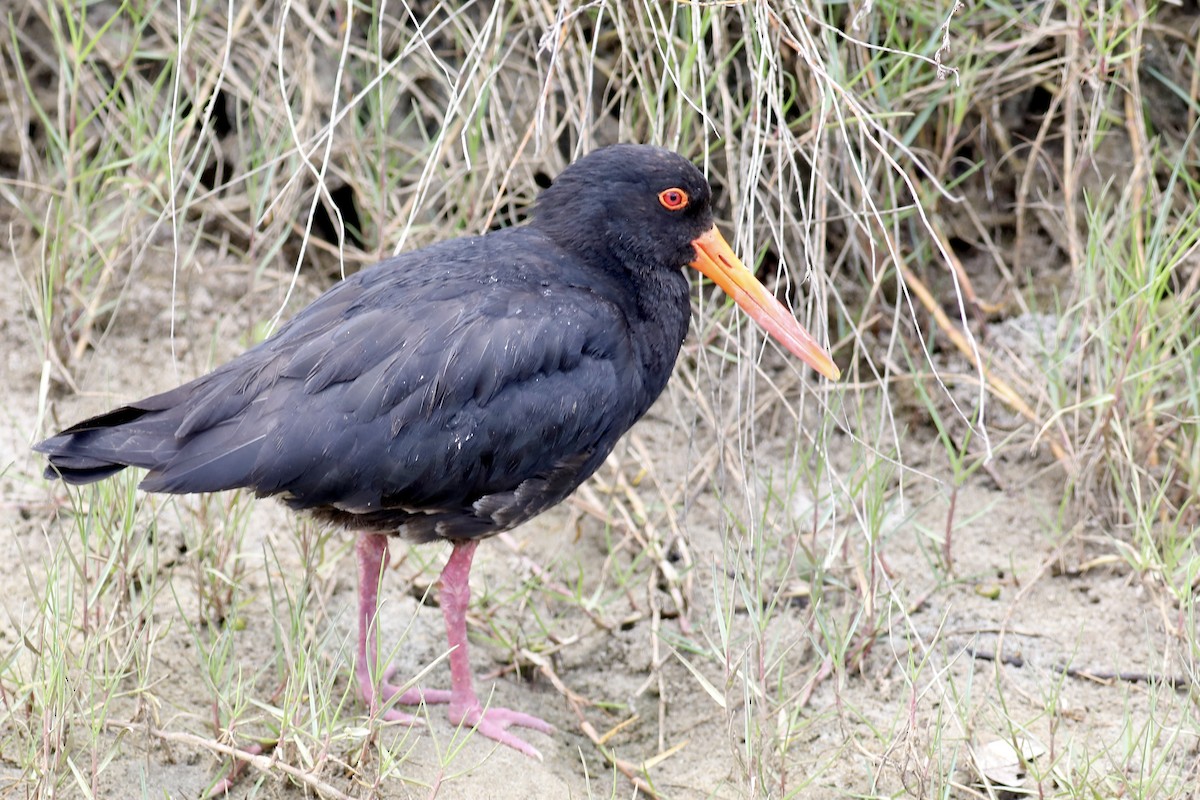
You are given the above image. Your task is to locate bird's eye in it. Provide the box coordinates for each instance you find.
[658,188,689,211]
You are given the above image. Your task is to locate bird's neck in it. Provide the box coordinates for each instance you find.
[622,263,692,404]
[528,221,692,398]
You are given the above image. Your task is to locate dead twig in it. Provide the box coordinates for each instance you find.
[523,647,674,799]
[137,725,349,800]
[967,648,1191,691]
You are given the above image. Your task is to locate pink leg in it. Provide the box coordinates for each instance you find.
[439,539,554,759]
[355,533,450,721]
[355,534,553,757]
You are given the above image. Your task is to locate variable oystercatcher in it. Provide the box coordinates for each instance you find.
[35,144,839,759]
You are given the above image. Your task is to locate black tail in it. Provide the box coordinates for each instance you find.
[34,402,184,485]
[33,360,275,494]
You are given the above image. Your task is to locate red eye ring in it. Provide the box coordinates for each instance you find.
[658,188,689,211]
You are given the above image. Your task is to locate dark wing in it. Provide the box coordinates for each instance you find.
[38,230,648,540]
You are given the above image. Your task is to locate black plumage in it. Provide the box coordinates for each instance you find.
[38,148,704,540]
[35,144,838,759]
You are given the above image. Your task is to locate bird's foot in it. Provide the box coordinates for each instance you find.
[449,697,555,760]
[359,666,552,757]
[358,664,453,723]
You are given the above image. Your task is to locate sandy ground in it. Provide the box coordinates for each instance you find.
[2,245,1196,799]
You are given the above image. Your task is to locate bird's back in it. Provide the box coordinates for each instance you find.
[36,226,691,541]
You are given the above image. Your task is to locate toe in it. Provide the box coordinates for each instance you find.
[474,719,544,760]
[398,687,453,706]
[452,704,554,758]
[487,708,555,734]
[379,706,423,725]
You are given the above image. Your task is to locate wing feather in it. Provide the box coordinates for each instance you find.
[37,227,656,541]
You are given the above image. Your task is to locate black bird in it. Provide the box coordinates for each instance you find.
[35,144,840,759]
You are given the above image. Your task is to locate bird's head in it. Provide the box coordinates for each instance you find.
[535,144,714,274]
[534,144,840,381]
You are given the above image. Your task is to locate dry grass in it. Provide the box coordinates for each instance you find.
[2,0,1199,798]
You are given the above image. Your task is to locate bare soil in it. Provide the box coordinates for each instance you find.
[3,237,1195,800]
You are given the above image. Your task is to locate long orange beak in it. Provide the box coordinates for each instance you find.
[689,226,841,381]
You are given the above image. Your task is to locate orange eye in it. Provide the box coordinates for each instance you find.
[658,188,689,211]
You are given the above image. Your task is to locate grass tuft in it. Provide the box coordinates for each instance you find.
[3,0,1199,796]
